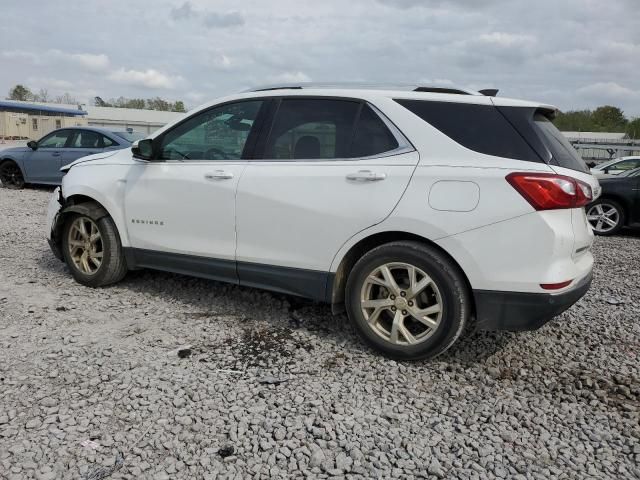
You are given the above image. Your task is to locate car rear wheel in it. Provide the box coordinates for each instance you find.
[62,212,127,287]
[587,199,624,235]
[0,161,25,189]
[345,241,470,360]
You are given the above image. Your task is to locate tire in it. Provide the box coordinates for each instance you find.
[586,199,625,236]
[0,160,25,189]
[61,211,127,287]
[345,241,470,361]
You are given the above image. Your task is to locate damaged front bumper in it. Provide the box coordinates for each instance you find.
[45,187,64,260]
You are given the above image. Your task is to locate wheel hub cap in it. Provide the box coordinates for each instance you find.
[360,262,443,346]
[67,217,103,275]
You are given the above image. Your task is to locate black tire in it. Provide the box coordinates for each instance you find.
[586,199,625,236]
[345,241,470,361]
[0,160,25,189]
[61,211,128,287]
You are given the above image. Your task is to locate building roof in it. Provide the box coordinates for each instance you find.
[562,131,628,141]
[0,100,87,116]
[84,105,184,124]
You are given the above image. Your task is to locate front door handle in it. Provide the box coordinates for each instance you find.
[205,170,234,180]
[346,170,387,182]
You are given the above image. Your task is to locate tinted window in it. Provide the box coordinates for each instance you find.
[159,101,262,161]
[102,135,116,147]
[395,99,539,162]
[38,131,71,148]
[71,131,103,148]
[533,114,588,172]
[351,105,399,157]
[265,99,360,160]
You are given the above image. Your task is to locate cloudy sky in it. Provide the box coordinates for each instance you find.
[1,0,638,115]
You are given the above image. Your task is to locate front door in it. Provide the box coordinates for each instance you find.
[123,100,265,282]
[23,129,73,183]
[235,98,419,299]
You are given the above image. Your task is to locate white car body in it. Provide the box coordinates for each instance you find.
[46,84,598,340]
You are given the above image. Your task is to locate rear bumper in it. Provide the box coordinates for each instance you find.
[473,271,593,331]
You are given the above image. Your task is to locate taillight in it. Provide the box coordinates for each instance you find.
[506,172,593,210]
[540,280,572,290]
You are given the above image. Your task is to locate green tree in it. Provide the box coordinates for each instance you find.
[626,118,640,139]
[7,84,34,101]
[591,105,627,132]
[553,110,594,132]
[172,100,186,113]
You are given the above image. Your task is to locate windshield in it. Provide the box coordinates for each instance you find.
[112,131,146,143]
[593,157,626,170]
[533,114,588,172]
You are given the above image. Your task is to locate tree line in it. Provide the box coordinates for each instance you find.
[6,84,186,113]
[553,105,640,139]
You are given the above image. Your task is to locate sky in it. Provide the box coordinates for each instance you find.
[0,0,638,116]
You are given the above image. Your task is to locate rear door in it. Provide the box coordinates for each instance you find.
[23,129,73,183]
[235,97,418,299]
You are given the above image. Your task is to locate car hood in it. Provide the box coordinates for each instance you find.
[60,148,133,172]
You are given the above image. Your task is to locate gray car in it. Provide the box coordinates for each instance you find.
[0,127,145,188]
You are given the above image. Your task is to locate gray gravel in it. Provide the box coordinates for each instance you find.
[1,186,639,480]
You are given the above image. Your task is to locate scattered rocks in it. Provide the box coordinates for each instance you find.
[0,188,637,479]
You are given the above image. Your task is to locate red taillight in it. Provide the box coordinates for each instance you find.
[506,172,592,210]
[540,280,572,290]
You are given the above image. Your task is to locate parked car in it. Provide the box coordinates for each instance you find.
[45,84,597,360]
[0,127,146,188]
[586,167,640,235]
[590,156,640,177]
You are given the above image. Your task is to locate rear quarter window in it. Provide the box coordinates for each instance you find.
[532,113,588,173]
[395,99,540,162]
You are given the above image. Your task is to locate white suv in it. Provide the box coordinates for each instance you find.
[45,84,599,360]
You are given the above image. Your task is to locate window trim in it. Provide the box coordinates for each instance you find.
[253,95,414,163]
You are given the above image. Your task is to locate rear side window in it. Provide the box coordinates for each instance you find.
[265,99,360,159]
[351,105,399,157]
[395,99,539,162]
[532,114,589,172]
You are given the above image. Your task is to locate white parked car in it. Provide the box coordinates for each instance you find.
[46,84,598,360]
[590,156,640,177]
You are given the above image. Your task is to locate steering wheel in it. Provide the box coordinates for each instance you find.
[204,147,229,160]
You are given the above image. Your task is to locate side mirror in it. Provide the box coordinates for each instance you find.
[132,138,154,160]
[27,140,37,150]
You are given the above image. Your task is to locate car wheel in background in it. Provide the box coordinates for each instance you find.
[62,212,128,287]
[345,241,470,360]
[586,199,625,236]
[0,161,25,188]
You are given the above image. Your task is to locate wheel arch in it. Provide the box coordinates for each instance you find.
[51,193,127,257]
[0,157,27,181]
[329,230,474,315]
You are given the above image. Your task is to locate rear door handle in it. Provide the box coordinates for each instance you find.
[52,152,61,157]
[205,170,234,180]
[346,170,387,182]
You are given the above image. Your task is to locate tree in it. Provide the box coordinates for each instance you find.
[172,100,186,113]
[591,106,627,132]
[7,84,34,101]
[54,92,78,105]
[553,110,594,132]
[33,88,50,102]
[626,118,640,139]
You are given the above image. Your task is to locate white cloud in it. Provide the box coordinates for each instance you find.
[577,82,640,100]
[476,32,536,48]
[267,71,312,84]
[66,53,110,71]
[108,68,183,89]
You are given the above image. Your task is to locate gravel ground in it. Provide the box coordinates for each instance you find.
[0,186,638,480]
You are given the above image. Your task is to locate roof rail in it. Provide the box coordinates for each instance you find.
[243,82,481,95]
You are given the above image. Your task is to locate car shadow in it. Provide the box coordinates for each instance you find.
[35,250,514,365]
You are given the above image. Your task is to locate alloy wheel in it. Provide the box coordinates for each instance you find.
[360,262,443,346]
[0,162,24,188]
[67,217,103,275]
[587,203,620,234]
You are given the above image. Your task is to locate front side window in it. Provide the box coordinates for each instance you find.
[265,99,360,160]
[38,131,71,148]
[71,131,103,148]
[159,101,263,161]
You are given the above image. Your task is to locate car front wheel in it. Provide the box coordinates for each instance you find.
[0,161,25,188]
[345,241,470,360]
[62,212,127,287]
